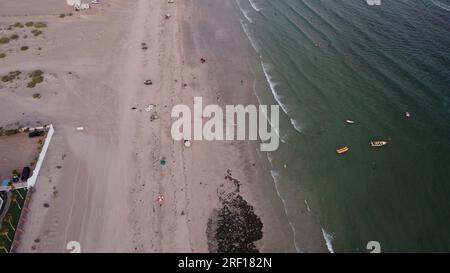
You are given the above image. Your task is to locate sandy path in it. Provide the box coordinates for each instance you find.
[14,0,171,252]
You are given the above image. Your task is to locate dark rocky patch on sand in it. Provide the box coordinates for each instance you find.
[207,170,263,253]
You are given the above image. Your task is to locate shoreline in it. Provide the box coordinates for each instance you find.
[180,0,297,252]
[233,0,329,252]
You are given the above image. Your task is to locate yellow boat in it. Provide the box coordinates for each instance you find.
[336,146,349,154]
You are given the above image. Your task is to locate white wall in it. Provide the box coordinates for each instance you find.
[27,125,54,188]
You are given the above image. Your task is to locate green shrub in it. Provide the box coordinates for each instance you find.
[0,37,10,44]
[9,34,19,40]
[29,70,43,78]
[27,70,44,88]
[59,14,66,18]
[34,22,47,28]
[20,46,29,51]
[27,77,43,88]
[4,129,18,136]
[25,22,34,27]
[0,53,5,58]
[31,29,43,37]
[1,71,21,82]
[32,93,41,99]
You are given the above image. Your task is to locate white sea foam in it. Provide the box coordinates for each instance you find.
[239,19,260,53]
[270,170,300,252]
[236,0,254,23]
[304,199,311,212]
[261,62,303,133]
[237,3,303,136]
[248,0,263,12]
[431,0,450,11]
[321,228,335,253]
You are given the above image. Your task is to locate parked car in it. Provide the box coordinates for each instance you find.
[28,130,44,138]
[21,167,31,181]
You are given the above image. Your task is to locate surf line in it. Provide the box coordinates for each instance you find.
[171,96,280,152]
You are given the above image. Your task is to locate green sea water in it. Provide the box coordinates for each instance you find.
[237,0,450,252]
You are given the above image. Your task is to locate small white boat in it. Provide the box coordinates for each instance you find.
[369,141,388,147]
[346,120,355,124]
[405,112,411,118]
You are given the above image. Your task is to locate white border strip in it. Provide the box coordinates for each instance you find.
[27,125,54,188]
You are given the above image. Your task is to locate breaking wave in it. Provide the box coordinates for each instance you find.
[431,0,450,11]
[248,0,263,12]
[321,228,335,253]
[261,62,303,133]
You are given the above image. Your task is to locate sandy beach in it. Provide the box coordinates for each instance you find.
[0,0,296,252]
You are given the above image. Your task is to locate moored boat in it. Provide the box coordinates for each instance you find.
[369,141,388,147]
[336,146,349,154]
[346,120,355,124]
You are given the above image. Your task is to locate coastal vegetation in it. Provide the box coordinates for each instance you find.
[31,29,43,37]
[1,71,21,83]
[34,22,47,28]
[27,70,44,88]
[0,37,10,44]
[0,70,45,88]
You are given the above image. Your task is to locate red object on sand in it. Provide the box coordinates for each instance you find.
[157,195,165,203]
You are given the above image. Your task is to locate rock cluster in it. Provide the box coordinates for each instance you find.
[215,193,263,253]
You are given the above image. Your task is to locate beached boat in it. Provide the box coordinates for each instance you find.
[336,146,349,154]
[369,141,388,147]
[346,120,355,124]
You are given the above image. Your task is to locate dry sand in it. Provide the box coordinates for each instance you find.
[0,0,296,252]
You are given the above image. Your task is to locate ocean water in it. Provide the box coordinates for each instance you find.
[236,0,450,252]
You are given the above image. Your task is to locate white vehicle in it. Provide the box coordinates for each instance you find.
[75,3,90,11]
